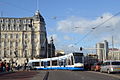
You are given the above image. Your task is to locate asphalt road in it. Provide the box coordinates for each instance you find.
[0,71,46,80]
[1,70,120,80]
[48,70,120,80]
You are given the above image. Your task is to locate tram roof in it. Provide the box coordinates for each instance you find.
[29,53,73,62]
[29,52,83,62]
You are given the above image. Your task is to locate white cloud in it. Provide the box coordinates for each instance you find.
[56,44,79,53]
[55,12,120,52]
[57,13,120,35]
[57,12,120,46]
[48,34,59,43]
[63,35,73,40]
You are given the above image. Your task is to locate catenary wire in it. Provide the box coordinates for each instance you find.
[74,11,120,45]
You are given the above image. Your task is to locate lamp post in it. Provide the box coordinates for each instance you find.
[111,35,114,60]
[106,26,114,60]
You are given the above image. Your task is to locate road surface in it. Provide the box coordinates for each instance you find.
[0,70,120,80]
[48,70,120,80]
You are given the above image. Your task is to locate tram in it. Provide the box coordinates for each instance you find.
[27,52,84,70]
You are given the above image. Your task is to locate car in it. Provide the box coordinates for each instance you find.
[91,62,102,71]
[100,60,120,74]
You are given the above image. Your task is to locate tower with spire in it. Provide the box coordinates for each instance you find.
[32,10,48,58]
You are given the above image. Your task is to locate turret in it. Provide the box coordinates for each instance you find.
[33,10,45,23]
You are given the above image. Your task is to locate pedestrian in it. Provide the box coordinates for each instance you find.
[1,62,3,72]
[17,65,20,71]
[6,63,8,72]
[3,60,6,72]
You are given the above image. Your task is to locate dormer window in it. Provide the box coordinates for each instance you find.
[23,20,26,24]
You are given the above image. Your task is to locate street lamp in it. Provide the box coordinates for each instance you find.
[106,26,115,60]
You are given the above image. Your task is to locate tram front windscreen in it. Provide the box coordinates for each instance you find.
[73,53,83,63]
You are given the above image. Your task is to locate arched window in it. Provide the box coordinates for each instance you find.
[14,25,16,30]
[8,24,10,30]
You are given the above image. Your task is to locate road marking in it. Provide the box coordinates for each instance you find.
[87,71,120,79]
[43,71,49,80]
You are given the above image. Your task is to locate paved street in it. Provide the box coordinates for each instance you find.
[0,71,46,80]
[1,70,120,80]
[48,70,120,80]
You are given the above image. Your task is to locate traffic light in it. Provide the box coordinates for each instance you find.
[80,47,82,51]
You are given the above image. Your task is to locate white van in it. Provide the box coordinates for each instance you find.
[100,60,120,74]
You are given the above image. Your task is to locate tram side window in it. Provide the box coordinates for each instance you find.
[32,62,40,66]
[41,61,44,66]
[52,60,57,66]
[47,61,50,66]
[59,61,63,66]
[68,58,71,65]
[71,56,74,65]
[63,59,67,66]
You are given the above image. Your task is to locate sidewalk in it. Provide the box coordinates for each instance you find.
[0,71,14,75]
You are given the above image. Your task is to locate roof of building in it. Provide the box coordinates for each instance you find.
[0,10,45,22]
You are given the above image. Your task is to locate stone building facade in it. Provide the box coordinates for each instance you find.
[108,49,120,60]
[0,11,47,65]
[96,40,109,61]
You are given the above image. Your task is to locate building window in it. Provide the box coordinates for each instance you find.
[10,41,13,47]
[23,20,26,24]
[16,42,18,47]
[5,19,9,23]
[2,24,4,27]
[4,50,7,57]
[0,19,4,23]
[16,25,19,31]
[25,34,27,38]
[16,34,18,38]
[5,34,7,38]
[17,19,20,23]
[25,50,27,57]
[10,34,13,38]
[11,19,14,23]
[0,19,2,23]
[2,26,4,30]
[19,25,22,30]
[4,41,7,47]
[29,24,32,28]
[14,25,16,30]
[34,34,37,38]
[10,51,12,55]
[19,20,21,23]
[8,24,10,30]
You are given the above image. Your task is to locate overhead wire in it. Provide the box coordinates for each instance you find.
[74,11,120,45]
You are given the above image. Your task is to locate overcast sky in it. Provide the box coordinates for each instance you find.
[0,0,120,53]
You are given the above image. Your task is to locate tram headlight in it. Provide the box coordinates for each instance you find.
[74,63,83,67]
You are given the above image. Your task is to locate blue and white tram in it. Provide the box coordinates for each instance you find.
[28,52,84,70]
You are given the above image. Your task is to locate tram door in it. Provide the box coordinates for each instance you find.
[59,59,66,67]
[43,61,47,68]
[63,59,66,67]
[59,60,63,67]
[43,61,50,68]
